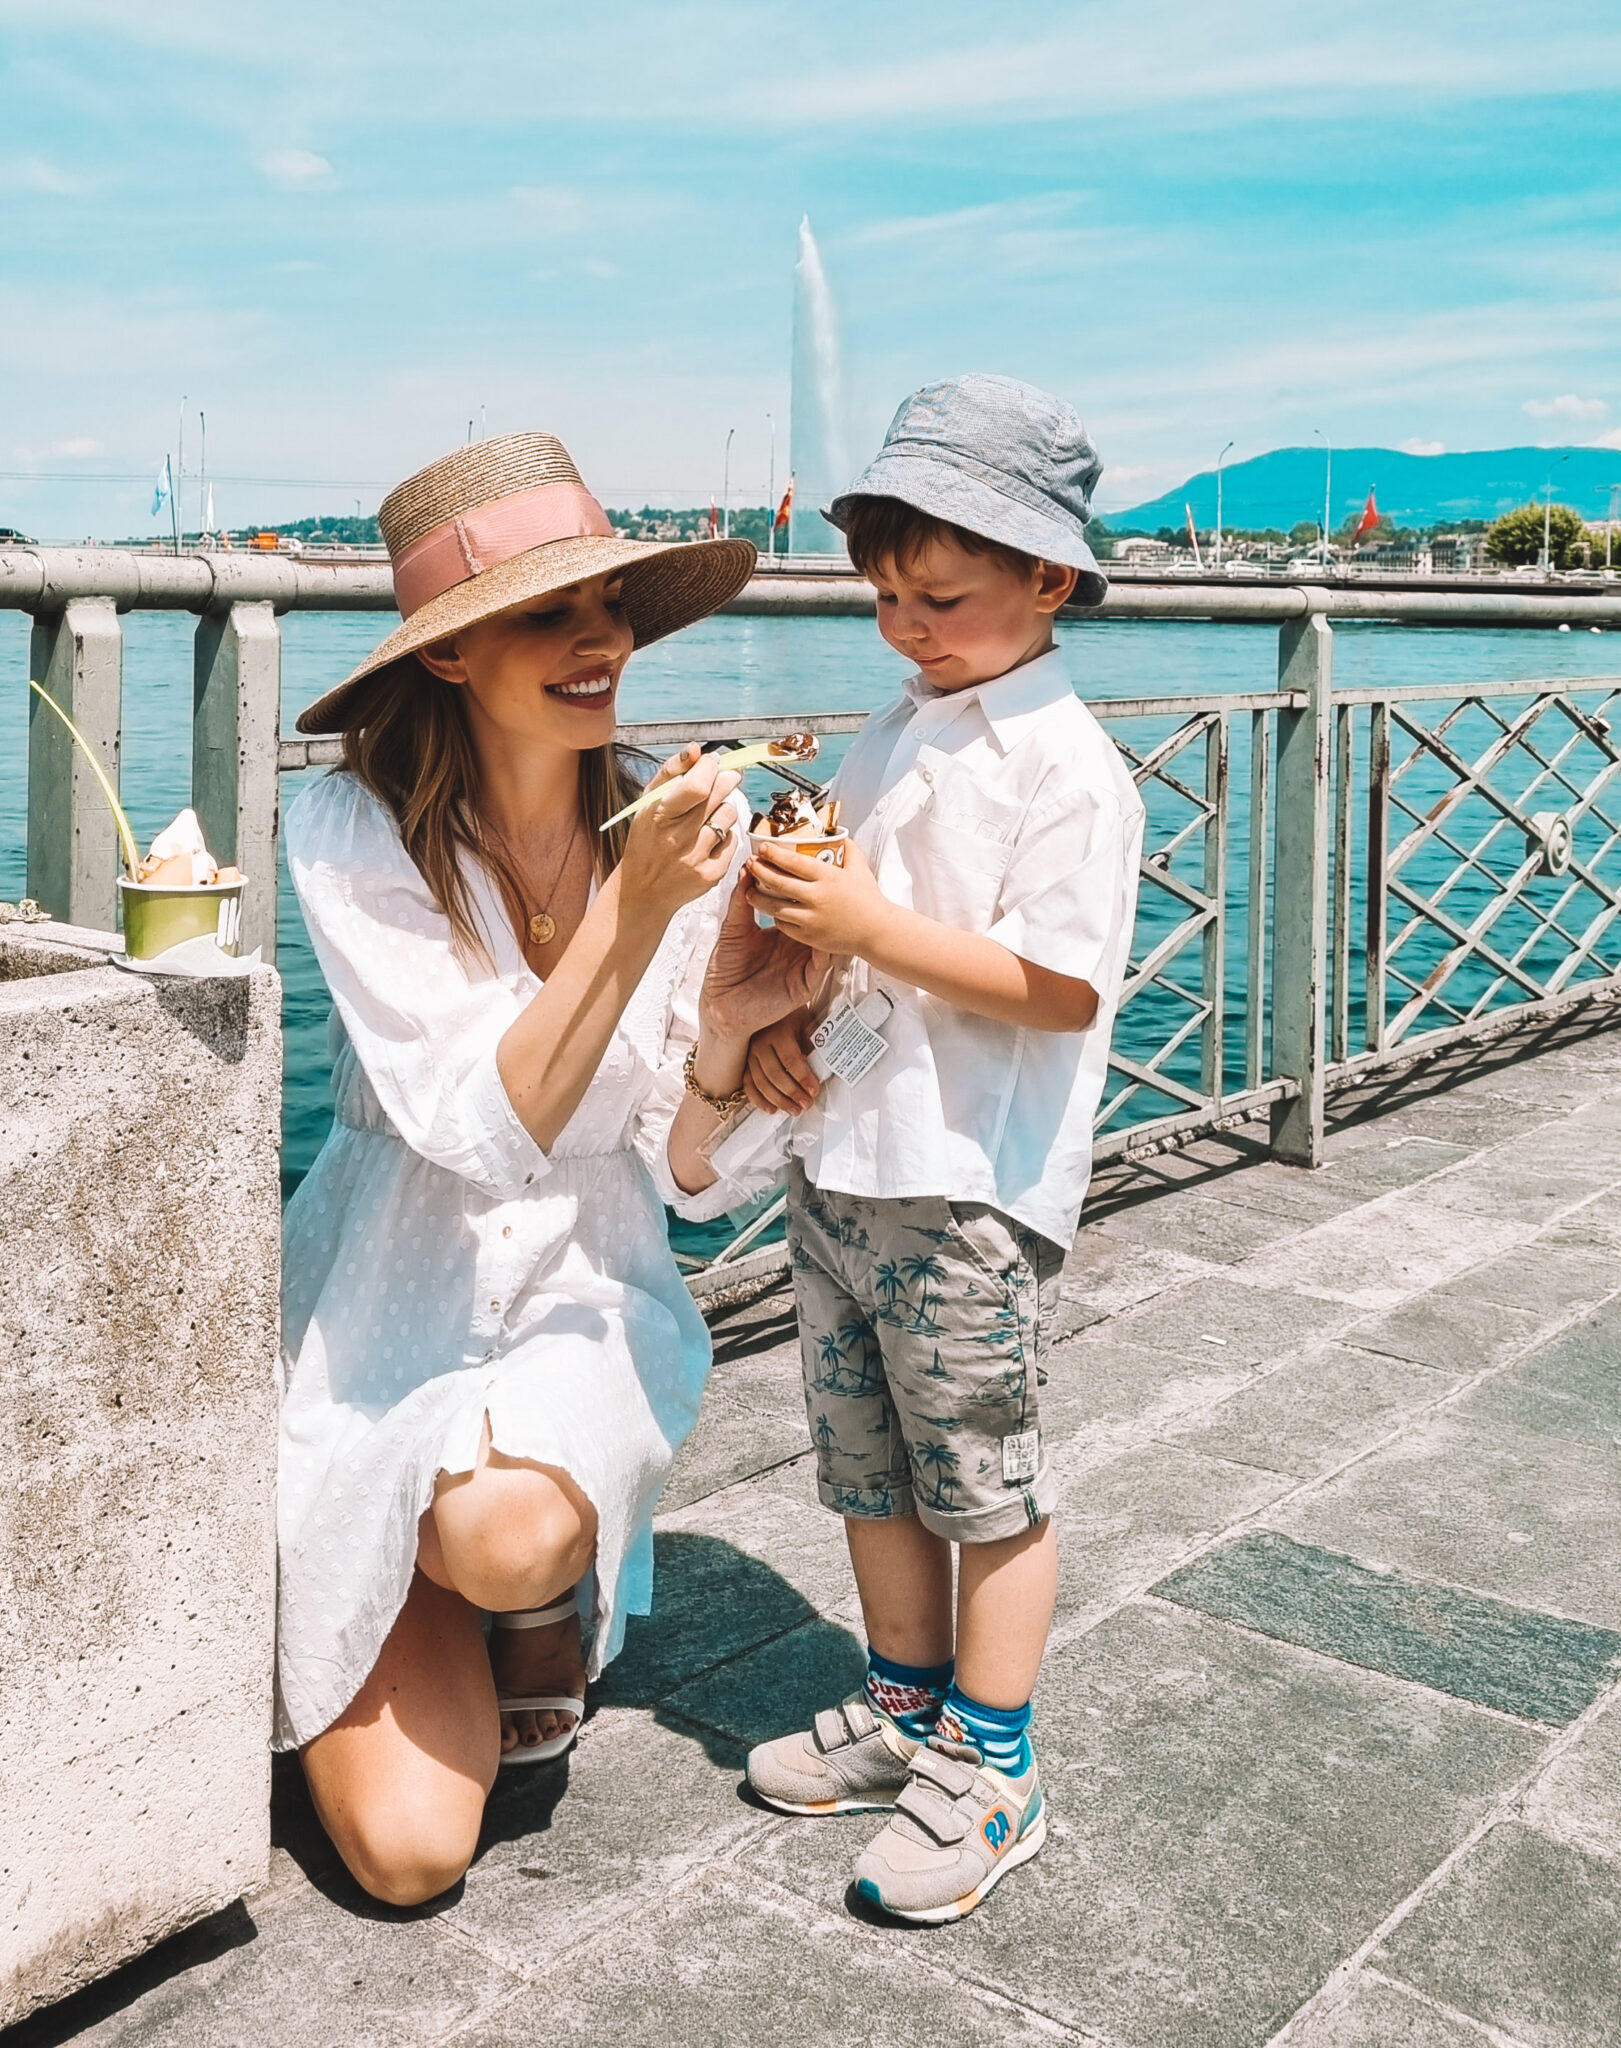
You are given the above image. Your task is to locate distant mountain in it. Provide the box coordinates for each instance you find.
[1107,446,1621,535]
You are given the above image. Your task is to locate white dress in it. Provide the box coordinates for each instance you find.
[274,771,768,1751]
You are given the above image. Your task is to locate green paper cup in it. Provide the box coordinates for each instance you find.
[118,877,246,961]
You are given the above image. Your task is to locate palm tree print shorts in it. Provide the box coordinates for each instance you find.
[784,1164,1062,1542]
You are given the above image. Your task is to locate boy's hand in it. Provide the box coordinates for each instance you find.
[745,838,891,955]
[745,1011,821,1115]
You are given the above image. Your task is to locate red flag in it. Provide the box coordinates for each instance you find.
[1352,489,1380,543]
[707,501,719,539]
[1185,502,1203,570]
[773,476,794,532]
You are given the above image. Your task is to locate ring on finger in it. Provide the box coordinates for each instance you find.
[704,811,731,847]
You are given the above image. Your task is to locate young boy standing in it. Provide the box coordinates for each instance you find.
[740,374,1143,1923]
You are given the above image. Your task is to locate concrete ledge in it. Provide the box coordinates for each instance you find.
[0,927,282,2028]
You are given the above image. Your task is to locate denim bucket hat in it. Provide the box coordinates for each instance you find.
[825,373,1108,607]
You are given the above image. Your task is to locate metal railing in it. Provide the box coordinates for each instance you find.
[8,547,1621,1293]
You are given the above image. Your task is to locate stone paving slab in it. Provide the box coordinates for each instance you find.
[443,1868,1073,2048]
[61,1882,514,2048]
[1458,1297,1621,1451]
[1097,1272,1357,1369]
[15,1011,1621,2048]
[1050,1444,1292,1641]
[1521,1700,1621,1864]
[1272,1410,1621,1631]
[1375,1822,1621,2048]
[1349,1290,1551,1375]
[738,1602,1545,2048]
[441,1708,767,1981]
[1155,1531,1621,1725]
[1288,1973,1515,2046]
[1164,1345,1461,1479]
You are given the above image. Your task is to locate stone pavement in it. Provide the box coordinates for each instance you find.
[11,1012,1621,2048]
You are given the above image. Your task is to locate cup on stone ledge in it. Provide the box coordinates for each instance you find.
[117,877,247,961]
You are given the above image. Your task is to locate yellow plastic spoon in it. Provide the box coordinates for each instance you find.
[599,731,819,832]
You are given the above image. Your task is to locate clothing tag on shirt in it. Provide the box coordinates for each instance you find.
[1002,1429,1040,1485]
[809,996,891,1085]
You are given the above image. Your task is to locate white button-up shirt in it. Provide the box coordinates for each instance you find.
[794,646,1143,1246]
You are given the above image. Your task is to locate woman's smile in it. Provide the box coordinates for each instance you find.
[545,669,617,707]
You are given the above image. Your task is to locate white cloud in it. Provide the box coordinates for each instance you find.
[1592,428,1621,450]
[510,185,586,233]
[16,155,87,195]
[580,258,618,279]
[1400,438,1446,455]
[12,436,105,461]
[1523,393,1608,422]
[258,149,333,187]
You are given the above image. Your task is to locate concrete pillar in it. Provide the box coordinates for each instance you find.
[1269,610,1333,1166]
[193,602,282,963]
[0,923,280,2028]
[25,597,124,931]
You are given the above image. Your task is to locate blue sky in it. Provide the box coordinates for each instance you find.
[3,0,1620,538]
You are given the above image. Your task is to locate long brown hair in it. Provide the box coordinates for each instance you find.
[340,656,643,964]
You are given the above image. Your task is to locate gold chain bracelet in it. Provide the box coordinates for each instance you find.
[682,1042,751,1119]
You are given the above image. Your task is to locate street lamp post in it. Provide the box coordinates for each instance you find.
[1214,440,1234,570]
[1541,453,1571,574]
[1314,428,1332,569]
[766,412,775,561]
[722,427,736,540]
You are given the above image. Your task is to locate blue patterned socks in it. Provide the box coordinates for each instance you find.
[864,1648,954,1741]
[936,1686,1034,1778]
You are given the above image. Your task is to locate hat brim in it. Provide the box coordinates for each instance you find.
[294,533,757,735]
[826,454,1107,607]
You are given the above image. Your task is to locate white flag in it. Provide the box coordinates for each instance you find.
[152,456,171,517]
[205,482,215,533]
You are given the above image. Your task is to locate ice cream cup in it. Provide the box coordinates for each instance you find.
[118,876,247,962]
[748,827,847,929]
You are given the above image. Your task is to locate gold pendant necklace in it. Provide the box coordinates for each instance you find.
[511,810,582,954]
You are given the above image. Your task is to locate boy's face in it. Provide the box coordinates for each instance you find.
[868,532,1078,693]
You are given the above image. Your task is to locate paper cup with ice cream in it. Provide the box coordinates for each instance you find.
[117,809,246,963]
[749,791,847,929]
[27,680,250,972]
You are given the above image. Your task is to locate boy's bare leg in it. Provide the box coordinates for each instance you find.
[954,1518,1057,1709]
[844,1514,954,1668]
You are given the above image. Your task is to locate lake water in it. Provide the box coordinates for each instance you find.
[5,608,1618,1239]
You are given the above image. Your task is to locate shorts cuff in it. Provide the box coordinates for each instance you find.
[913,1463,1056,1543]
[816,1475,918,1521]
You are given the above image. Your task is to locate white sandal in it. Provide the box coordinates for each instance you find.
[493,1597,586,1767]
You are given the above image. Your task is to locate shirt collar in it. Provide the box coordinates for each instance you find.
[901,646,1073,752]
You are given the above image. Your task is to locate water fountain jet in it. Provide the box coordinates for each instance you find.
[789,216,849,556]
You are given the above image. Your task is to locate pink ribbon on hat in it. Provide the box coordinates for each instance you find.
[390,481,617,617]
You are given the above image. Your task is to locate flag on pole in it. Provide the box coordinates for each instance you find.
[1352,489,1380,544]
[773,477,794,532]
[707,501,719,538]
[204,482,216,535]
[1185,503,1204,570]
[152,456,172,517]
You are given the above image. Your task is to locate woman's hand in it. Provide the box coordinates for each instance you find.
[617,744,742,920]
[744,837,892,955]
[699,883,831,1045]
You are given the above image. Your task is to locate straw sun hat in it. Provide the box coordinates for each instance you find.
[295,431,757,734]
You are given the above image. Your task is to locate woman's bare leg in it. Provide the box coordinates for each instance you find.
[302,1422,602,1904]
[301,1569,498,1907]
[425,1419,598,1755]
